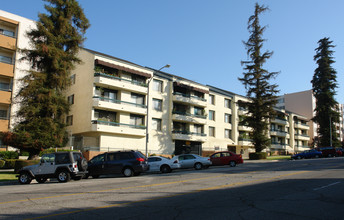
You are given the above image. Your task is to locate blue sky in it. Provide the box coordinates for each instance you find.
[2,0,344,103]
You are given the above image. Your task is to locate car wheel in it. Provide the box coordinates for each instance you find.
[229,161,237,167]
[36,177,47,183]
[122,167,134,177]
[18,172,32,184]
[194,162,203,170]
[57,170,71,183]
[77,158,88,171]
[160,165,171,173]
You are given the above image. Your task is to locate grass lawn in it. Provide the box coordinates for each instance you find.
[267,155,291,160]
[0,171,17,182]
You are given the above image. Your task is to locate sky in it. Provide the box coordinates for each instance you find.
[2,0,344,103]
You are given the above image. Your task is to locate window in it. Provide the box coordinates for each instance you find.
[0,28,15,37]
[153,79,163,92]
[194,124,203,134]
[0,82,10,91]
[0,109,7,119]
[0,55,12,64]
[131,93,145,106]
[132,75,146,85]
[152,99,162,111]
[152,118,162,131]
[209,94,215,105]
[130,114,144,127]
[66,115,73,126]
[68,94,74,105]
[94,110,117,122]
[225,129,232,139]
[224,99,231,108]
[209,126,215,137]
[194,107,204,116]
[209,110,215,121]
[225,114,231,123]
[70,74,76,85]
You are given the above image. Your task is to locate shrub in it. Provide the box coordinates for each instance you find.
[19,151,30,156]
[0,151,19,159]
[15,160,40,173]
[3,159,21,169]
[39,148,76,156]
[0,160,5,168]
[249,152,267,160]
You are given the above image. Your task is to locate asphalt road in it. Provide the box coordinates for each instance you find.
[0,157,343,220]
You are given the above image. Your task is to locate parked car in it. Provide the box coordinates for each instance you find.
[335,148,344,157]
[86,150,149,178]
[209,151,244,167]
[171,154,211,170]
[147,156,181,173]
[316,147,336,157]
[291,149,322,160]
[17,151,88,184]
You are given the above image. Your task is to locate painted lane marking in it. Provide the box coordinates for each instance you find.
[313,181,341,191]
[25,170,309,220]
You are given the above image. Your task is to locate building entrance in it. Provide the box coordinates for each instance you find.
[175,140,202,155]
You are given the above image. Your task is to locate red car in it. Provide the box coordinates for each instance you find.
[210,151,244,167]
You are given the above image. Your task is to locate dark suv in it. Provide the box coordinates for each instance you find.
[17,152,88,184]
[86,150,149,178]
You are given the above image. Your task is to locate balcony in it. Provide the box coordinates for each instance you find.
[0,34,16,50]
[172,92,207,107]
[94,73,148,94]
[0,90,11,104]
[295,134,310,141]
[295,146,311,152]
[172,111,206,124]
[294,122,309,130]
[238,125,252,131]
[270,130,287,137]
[271,117,288,125]
[93,96,147,115]
[172,130,207,142]
[270,142,288,150]
[0,119,9,132]
[91,120,146,137]
[238,138,253,146]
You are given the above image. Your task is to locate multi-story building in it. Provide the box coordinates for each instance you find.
[0,10,35,150]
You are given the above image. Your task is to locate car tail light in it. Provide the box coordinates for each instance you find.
[136,158,145,162]
[74,164,78,168]
[239,155,242,158]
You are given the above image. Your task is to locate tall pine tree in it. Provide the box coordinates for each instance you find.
[311,37,340,147]
[239,3,279,153]
[9,0,89,159]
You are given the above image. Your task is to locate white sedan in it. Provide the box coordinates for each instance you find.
[171,154,212,170]
[147,156,181,173]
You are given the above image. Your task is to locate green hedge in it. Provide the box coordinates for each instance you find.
[0,160,5,168]
[2,159,21,169]
[15,160,40,173]
[39,148,77,156]
[0,151,19,159]
[249,152,267,160]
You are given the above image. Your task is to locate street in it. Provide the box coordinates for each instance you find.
[0,157,343,220]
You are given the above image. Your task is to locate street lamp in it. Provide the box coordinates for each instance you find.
[145,64,171,157]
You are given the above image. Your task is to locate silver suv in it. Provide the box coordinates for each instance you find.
[17,152,88,184]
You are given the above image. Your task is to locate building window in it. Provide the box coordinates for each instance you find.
[0,28,15,37]
[131,93,145,106]
[152,118,162,131]
[225,129,232,139]
[194,107,204,116]
[152,99,162,111]
[0,109,8,119]
[94,110,117,122]
[209,94,215,105]
[153,79,163,92]
[130,114,144,127]
[0,55,12,64]
[209,126,215,137]
[224,99,231,108]
[0,82,10,91]
[225,114,231,123]
[209,110,215,121]
[194,124,203,134]
[70,74,76,85]
[68,94,74,105]
[66,115,73,126]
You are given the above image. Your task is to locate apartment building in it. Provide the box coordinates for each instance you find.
[0,11,35,150]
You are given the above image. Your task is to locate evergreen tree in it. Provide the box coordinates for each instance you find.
[239,3,279,153]
[8,0,89,159]
[311,37,340,147]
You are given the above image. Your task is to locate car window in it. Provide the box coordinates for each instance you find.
[119,152,134,160]
[107,153,115,161]
[211,153,220,158]
[148,157,156,162]
[178,156,185,161]
[91,154,105,163]
[73,153,82,161]
[41,154,55,163]
[185,155,195,160]
[55,153,70,164]
[222,152,231,157]
[156,157,162,161]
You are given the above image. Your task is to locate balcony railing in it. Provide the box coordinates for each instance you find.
[295,122,309,127]
[172,111,207,119]
[295,134,310,138]
[270,129,287,134]
[91,120,146,129]
[271,142,287,146]
[173,92,207,102]
[94,72,148,87]
[0,55,13,65]
[238,137,253,142]
[172,130,206,136]
[93,96,147,108]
